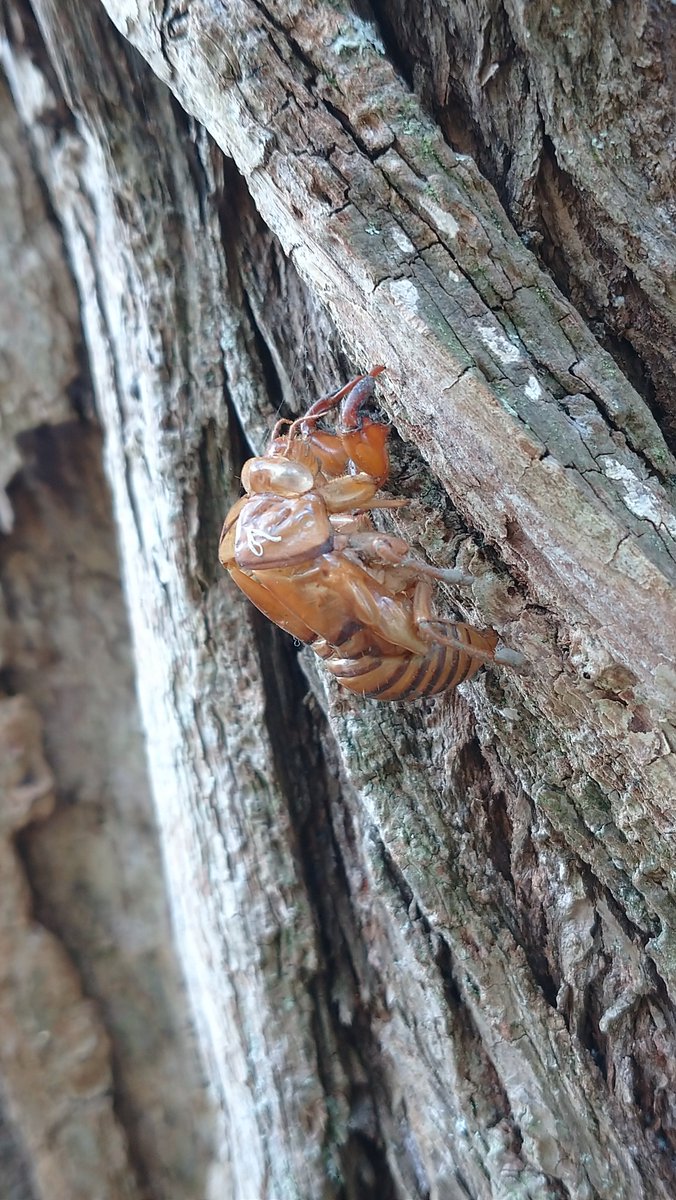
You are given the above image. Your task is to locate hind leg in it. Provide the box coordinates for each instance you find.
[413,579,525,668]
[412,579,499,664]
[335,533,524,668]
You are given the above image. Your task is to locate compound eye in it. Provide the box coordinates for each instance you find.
[242,457,315,496]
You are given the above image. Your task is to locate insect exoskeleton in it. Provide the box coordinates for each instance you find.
[219,367,520,701]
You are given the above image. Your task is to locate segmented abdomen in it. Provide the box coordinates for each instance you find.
[316,640,482,701]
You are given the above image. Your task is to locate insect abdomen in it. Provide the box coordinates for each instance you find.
[318,642,482,701]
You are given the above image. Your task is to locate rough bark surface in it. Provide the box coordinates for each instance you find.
[0,1,674,1199]
[371,0,676,443]
[0,425,216,1200]
[0,69,79,527]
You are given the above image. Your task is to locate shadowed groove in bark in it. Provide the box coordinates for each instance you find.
[431,938,571,1200]
[253,614,403,1198]
[218,157,348,429]
[486,752,676,1160]
[195,417,231,590]
[578,974,609,1082]
[573,889,676,1154]
[632,997,676,1161]
[378,837,518,1115]
[221,385,401,1196]
[534,136,674,451]
[12,807,153,1200]
[445,725,564,1011]
[1,426,152,1196]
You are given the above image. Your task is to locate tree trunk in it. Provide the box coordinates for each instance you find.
[0,2,674,1198]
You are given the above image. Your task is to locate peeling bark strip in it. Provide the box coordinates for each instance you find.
[1,0,676,1198]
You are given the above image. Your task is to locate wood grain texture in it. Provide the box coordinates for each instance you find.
[370,0,676,442]
[1,0,675,1197]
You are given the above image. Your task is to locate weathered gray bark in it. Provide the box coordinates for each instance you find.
[0,1,674,1198]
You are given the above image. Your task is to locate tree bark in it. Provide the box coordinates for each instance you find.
[0,2,674,1198]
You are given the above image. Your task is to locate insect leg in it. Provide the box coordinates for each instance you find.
[286,366,386,441]
[413,579,500,664]
[338,367,385,430]
[277,368,389,481]
[318,474,379,512]
[413,580,525,667]
[307,367,382,421]
[340,532,474,585]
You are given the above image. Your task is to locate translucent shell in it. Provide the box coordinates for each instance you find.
[241,457,316,497]
[219,368,518,702]
[233,494,333,570]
